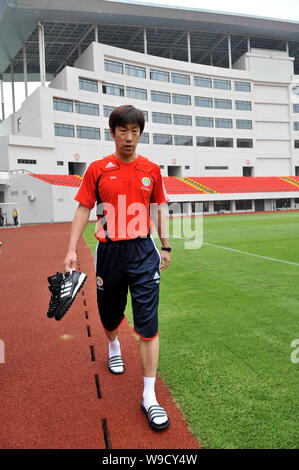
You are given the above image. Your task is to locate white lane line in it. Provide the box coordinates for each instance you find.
[204,242,299,267]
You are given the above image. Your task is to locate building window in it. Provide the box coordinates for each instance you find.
[236,200,252,210]
[174,135,193,146]
[139,132,150,144]
[292,86,299,95]
[236,119,252,129]
[205,166,228,170]
[293,104,299,113]
[216,138,233,147]
[195,96,213,108]
[237,138,253,148]
[295,140,299,149]
[125,63,146,78]
[103,105,115,117]
[152,112,172,124]
[75,101,99,116]
[171,72,190,85]
[104,129,113,141]
[151,90,171,103]
[213,79,231,90]
[54,123,75,137]
[214,201,231,211]
[214,98,232,109]
[17,159,36,164]
[17,117,22,132]
[195,117,214,127]
[173,114,192,126]
[79,77,98,92]
[104,59,123,74]
[150,69,170,82]
[194,76,212,88]
[196,136,214,147]
[53,97,73,112]
[76,126,100,140]
[235,100,252,111]
[215,118,233,128]
[294,122,299,131]
[102,83,125,96]
[153,133,173,145]
[126,86,147,100]
[57,161,64,166]
[172,93,191,105]
[141,110,148,122]
[235,81,251,92]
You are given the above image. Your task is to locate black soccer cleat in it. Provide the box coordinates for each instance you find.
[47,269,87,321]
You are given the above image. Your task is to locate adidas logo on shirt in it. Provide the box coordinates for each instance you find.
[105,161,116,168]
[153,271,160,280]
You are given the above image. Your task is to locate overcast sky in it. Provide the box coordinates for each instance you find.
[2,0,299,117]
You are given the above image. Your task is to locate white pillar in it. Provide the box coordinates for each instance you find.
[94,23,98,42]
[228,35,232,68]
[38,21,46,87]
[23,43,28,99]
[210,53,213,66]
[11,62,15,114]
[143,27,147,54]
[286,41,289,55]
[0,74,4,121]
[11,62,15,134]
[247,37,251,53]
[187,32,191,62]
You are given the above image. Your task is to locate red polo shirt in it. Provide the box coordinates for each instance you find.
[75,154,169,242]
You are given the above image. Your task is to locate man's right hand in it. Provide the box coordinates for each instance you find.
[63,250,78,273]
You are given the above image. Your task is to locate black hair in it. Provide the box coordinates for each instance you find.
[109,105,145,134]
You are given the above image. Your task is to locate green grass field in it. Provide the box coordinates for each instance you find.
[83,212,299,449]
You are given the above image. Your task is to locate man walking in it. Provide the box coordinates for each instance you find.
[63,105,171,431]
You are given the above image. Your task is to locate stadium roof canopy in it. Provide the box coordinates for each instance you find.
[1,0,299,82]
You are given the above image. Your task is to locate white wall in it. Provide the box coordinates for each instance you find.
[6,174,54,224]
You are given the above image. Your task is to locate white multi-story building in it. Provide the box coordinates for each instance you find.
[0,1,299,223]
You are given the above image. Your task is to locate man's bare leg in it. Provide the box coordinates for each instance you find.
[139,335,168,426]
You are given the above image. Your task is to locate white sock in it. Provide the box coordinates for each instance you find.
[143,377,167,426]
[108,337,123,373]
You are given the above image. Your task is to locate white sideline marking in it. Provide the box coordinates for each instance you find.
[204,242,299,267]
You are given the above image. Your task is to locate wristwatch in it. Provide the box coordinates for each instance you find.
[161,246,172,252]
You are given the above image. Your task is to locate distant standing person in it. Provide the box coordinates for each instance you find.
[0,207,3,227]
[12,208,19,227]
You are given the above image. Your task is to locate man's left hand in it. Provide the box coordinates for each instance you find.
[160,251,171,271]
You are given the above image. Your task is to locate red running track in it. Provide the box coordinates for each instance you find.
[0,223,200,449]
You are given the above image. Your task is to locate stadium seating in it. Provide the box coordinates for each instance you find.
[29,174,299,194]
[30,174,82,187]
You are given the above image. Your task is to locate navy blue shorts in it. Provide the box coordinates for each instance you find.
[94,235,161,340]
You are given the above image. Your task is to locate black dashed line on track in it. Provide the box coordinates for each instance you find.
[101,418,112,449]
[85,310,89,320]
[94,374,102,399]
[90,345,96,362]
[87,325,91,337]
[83,299,87,306]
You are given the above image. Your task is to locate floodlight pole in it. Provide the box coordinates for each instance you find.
[143,27,147,54]
[0,74,4,121]
[38,21,46,87]
[23,42,28,99]
[187,32,191,62]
